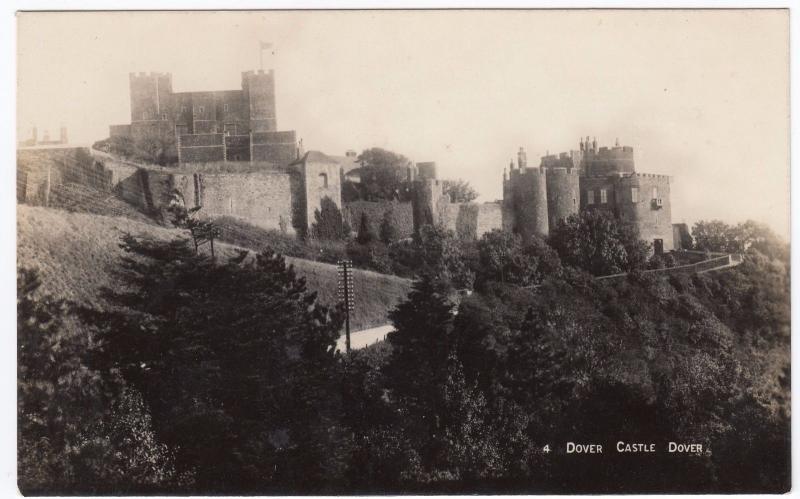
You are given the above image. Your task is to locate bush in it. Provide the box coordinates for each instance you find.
[548,210,650,276]
[312,197,349,241]
[347,241,392,274]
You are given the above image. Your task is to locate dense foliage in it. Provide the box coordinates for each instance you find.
[311,196,350,240]
[693,219,786,260]
[82,235,347,493]
[548,210,650,275]
[345,148,414,202]
[443,179,479,203]
[19,215,790,493]
[18,268,181,495]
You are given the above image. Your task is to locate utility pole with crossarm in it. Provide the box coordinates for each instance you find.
[337,260,355,353]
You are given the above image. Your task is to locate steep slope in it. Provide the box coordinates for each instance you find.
[17,205,411,330]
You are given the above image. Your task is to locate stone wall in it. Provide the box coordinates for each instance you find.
[225,135,250,162]
[583,146,635,176]
[580,176,618,212]
[251,130,297,165]
[344,201,414,240]
[120,168,297,233]
[178,133,225,163]
[475,202,504,237]
[434,202,503,240]
[196,172,294,233]
[109,124,131,138]
[17,147,109,204]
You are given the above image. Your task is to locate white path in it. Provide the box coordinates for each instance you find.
[336,324,394,352]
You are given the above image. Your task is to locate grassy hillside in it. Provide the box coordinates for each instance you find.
[48,182,156,224]
[17,205,411,330]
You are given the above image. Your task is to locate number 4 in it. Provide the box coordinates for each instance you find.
[543,445,551,454]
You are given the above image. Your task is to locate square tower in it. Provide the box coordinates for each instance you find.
[242,70,277,133]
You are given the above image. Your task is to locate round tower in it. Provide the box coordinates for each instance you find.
[510,168,549,242]
[546,167,580,229]
[412,178,449,235]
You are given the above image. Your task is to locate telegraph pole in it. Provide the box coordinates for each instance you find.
[337,260,355,353]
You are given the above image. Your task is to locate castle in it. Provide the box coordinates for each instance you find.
[504,137,674,252]
[19,64,673,251]
[109,70,298,165]
[412,138,674,253]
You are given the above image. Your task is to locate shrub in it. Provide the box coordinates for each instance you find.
[312,197,348,241]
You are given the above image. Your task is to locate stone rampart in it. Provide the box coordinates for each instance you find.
[17,147,109,204]
[344,201,414,240]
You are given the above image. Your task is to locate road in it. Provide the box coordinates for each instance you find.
[336,324,394,352]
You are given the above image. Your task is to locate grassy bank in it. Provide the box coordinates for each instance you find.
[17,205,411,330]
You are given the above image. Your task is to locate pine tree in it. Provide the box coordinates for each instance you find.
[18,267,180,494]
[88,235,347,492]
[356,212,375,245]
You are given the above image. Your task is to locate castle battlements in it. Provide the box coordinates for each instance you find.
[111,67,294,165]
[632,172,671,179]
[242,69,275,76]
[130,71,172,79]
[546,166,579,176]
[502,138,673,252]
[513,167,548,177]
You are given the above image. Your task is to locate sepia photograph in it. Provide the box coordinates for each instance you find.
[13,8,791,495]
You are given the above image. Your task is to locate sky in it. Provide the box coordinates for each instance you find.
[17,10,790,237]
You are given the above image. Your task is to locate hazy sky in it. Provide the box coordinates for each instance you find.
[17,10,789,236]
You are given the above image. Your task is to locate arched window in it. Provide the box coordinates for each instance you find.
[319,172,328,188]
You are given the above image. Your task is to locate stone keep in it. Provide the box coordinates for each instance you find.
[111,70,298,166]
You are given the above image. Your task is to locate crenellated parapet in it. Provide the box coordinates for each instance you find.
[501,138,674,252]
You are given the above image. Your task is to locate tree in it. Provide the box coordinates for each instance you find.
[133,126,177,166]
[379,208,398,244]
[312,197,348,240]
[356,148,412,201]
[356,212,375,245]
[476,229,541,286]
[416,225,475,290]
[692,220,733,253]
[87,236,347,492]
[18,268,181,495]
[167,189,222,257]
[383,275,501,483]
[443,179,479,203]
[548,210,650,276]
[729,220,787,261]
